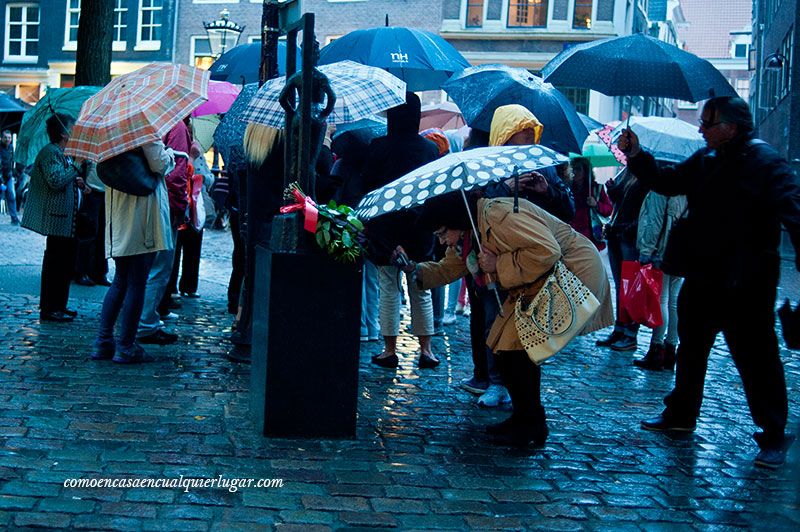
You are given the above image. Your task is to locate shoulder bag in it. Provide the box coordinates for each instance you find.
[97,148,161,196]
[515,261,600,365]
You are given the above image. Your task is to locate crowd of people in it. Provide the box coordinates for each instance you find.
[8,93,799,469]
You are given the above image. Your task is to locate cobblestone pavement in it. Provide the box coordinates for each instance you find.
[0,219,799,530]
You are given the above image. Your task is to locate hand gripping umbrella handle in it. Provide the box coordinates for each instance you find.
[460,189,505,316]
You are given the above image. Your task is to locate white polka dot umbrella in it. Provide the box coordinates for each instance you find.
[355,144,568,220]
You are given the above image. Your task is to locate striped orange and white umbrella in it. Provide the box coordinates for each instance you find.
[65,64,209,162]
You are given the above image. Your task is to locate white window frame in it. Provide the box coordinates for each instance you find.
[190,35,214,68]
[63,0,81,52]
[113,0,128,51]
[135,0,163,51]
[5,3,39,63]
[570,0,596,30]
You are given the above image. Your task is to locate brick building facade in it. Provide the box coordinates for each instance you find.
[751,0,799,170]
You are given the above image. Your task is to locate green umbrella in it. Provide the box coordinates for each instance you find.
[16,86,101,167]
[570,141,619,168]
[190,114,220,153]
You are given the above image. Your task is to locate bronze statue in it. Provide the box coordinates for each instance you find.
[278,42,336,200]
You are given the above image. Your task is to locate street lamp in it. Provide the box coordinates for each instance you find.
[764,51,787,71]
[204,9,245,58]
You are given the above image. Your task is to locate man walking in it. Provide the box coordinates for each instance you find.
[619,97,800,469]
[0,130,20,225]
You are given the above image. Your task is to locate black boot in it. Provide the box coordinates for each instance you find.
[633,344,665,371]
[662,343,677,371]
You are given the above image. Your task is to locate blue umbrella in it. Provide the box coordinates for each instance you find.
[209,42,300,85]
[443,64,588,155]
[213,83,257,174]
[318,26,470,91]
[16,86,101,166]
[541,33,737,102]
[578,113,602,132]
[331,116,387,159]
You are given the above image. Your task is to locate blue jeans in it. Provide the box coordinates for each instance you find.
[2,177,18,222]
[431,286,444,328]
[444,280,460,316]
[360,259,379,338]
[96,253,156,354]
[138,226,178,336]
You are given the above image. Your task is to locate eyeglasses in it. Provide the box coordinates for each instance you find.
[698,119,723,129]
[433,228,447,239]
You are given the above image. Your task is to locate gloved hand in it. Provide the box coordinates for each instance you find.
[638,254,653,266]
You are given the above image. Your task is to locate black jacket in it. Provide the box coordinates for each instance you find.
[483,165,576,223]
[628,135,800,289]
[0,143,13,182]
[361,98,440,264]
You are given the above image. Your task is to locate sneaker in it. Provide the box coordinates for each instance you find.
[462,306,471,317]
[455,303,465,315]
[90,343,115,360]
[161,312,179,321]
[10,219,19,226]
[360,335,370,342]
[138,329,178,345]
[641,414,696,432]
[753,433,795,469]
[596,330,624,347]
[460,377,489,395]
[113,344,154,364]
[754,447,787,469]
[610,335,638,352]
[442,314,457,326]
[477,384,511,407]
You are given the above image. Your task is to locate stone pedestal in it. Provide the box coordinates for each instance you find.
[250,214,361,438]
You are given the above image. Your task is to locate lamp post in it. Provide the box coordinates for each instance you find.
[203,9,245,59]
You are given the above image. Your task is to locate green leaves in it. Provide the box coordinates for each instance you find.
[313,198,364,263]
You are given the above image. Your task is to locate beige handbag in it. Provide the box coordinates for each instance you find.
[515,261,600,365]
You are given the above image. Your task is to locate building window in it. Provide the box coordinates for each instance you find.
[138,0,163,45]
[508,0,548,28]
[556,86,589,115]
[65,0,80,45]
[572,0,592,29]
[778,28,793,101]
[735,78,749,102]
[5,3,39,62]
[191,36,214,70]
[466,1,484,27]
[114,0,128,46]
[733,43,747,58]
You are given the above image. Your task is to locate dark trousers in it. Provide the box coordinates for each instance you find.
[605,232,640,335]
[664,280,788,447]
[496,350,545,424]
[40,236,77,313]
[96,253,156,353]
[167,228,203,295]
[75,191,107,281]
[466,280,504,385]
[227,210,245,314]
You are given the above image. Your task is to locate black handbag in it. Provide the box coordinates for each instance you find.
[660,213,689,277]
[97,148,160,196]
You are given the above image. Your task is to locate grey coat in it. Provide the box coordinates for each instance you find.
[636,191,688,260]
[21,143,80,238]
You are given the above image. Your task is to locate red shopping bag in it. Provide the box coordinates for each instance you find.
[619,261,663,328]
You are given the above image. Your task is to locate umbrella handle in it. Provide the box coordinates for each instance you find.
[460,189,505,316]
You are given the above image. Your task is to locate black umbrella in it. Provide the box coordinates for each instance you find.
[0,93,31,134]
[209,42,300,85]
[541,33,737,102]
[443,64,588,155]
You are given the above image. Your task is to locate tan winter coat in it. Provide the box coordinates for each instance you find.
[417,197,614,352]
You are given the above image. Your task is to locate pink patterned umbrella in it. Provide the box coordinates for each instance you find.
[66,64,209,162]
[191,80,240,117]
[596,122,627,165]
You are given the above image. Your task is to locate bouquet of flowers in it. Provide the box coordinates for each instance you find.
[281,182,365,263]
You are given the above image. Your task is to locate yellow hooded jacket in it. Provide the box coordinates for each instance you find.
[489,104,543,147]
